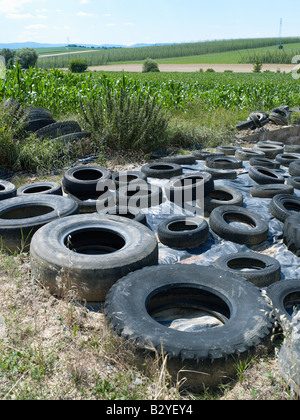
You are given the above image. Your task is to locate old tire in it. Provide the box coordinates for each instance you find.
[283,213,300,257]
[209,205,269,245]
[117,183,163,209]
[214,251,281,287]
[141,162,183,179]
[17,182,63,196]
[104,264,273,391]
[251,184,294,198]
[248,166,285,185]
[162,155,196,165]
[275,154,300,167]
[286,177,300,190]
[111,171,147,189]
[235,148,265,161]
[289,161,300,177]
[35,120,82,140]
[0,180,17,201]
[0,195,79,253]
[98,206,147,225]
[165,172,214,204]
[205,156,243,170]
[62,165,112,197]
[249,157,281,169]
[30,214,158,302]
[269,194,300,222]
[157,216,209,249]
[252,145,284,159]
[204,184,243,214]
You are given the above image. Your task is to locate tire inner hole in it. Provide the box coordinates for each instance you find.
[0,185,5,191]
[209,190,233,201]
[64,229,126,255]
[174,177,204,188]
[24,186,52,194]
[147,286,230,333]
[283,202,300,214]
[223,213,256,230]
[258,169,278,178]
[0,205,53,219]
[283,291,300,316]
[167,221,198,232]
[74,169,103,181]
[227,257,266,272]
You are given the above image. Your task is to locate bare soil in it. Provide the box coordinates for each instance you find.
[88,63,295,73]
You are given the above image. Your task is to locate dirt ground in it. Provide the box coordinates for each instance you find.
[88,63,295,73]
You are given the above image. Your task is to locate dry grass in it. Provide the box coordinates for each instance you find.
[0,248,294,401]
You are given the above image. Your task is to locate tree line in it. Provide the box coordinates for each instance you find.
[0,48,38,69]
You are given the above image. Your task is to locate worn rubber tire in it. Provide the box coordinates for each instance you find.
[269,194,300,222]
[283,213,300,257]
[35,120,82,139]
[0,180,17,201]
[162,155,196,165]
[67,190,115,214]
[251,184,294,198]
[193,151,224,160]
[284,145,300,154]
[97,206,147,225]
[204,184,243,215]
[209,205,269,245]
[157,216,209,249]
[30,214,158,302]
[286,177,300,190]
[111,171,147,189]
[52,132,91,143]
[266,279,300,329]
[165,172,214,204]
[289,161,300,177]
[62,165,112,197]
[25,118,56,133]
[141,162,183,179]
[249,157,281,169]
[248,166,285,185]
[104,264,273,391]
[205,156,243,170]
[252,145,284,159]
[275,154,300,167]
[17,182,63,196]
[216,146,241,156]
[117,183,163,209]
[214,251,281,287]
[201,168,237,180]
[235,148,266,161]
[0,195,79,253]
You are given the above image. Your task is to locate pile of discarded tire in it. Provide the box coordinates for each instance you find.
[0,140,300,393]
[236,106,292,131]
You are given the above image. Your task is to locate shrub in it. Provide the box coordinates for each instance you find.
[68,58,88,73]
[253,60,263,73]
[79,87,169,154]
[14,48,38,69]
[142,58,160,73]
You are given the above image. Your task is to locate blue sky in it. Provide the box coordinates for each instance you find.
[0,0,300,46]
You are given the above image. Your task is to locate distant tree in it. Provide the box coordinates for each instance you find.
[0,49,16,68]
[14,48,38,69]
[142,58,160,73]
[253,60,263,73]
[68,58,88,73]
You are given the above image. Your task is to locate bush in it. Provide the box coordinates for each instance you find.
[142,58,160,73]
[14,48,38,69]
[79,87,169,154]
[68,58,88,73]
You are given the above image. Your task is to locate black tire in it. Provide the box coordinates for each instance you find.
[216,146,241,156]
[249,157,281,169]
[67,190,115,214]
[251,184,294,198]
[35,120,82,139]
[235,148,266,161]
[17,182,63,196]
[0,195,79,253]
[157,216,209,249]
[248,166,285,185]
[201,168,237,180]
[214,251,281,287]
[283,213,300,257]
[52,132,91,143]
[30,214,158,302]
[252,145,284,159]
[104,264,273,391]
[62,165,112,197]
[25,118,56,133]
[0,180,17,201]
[23,107,53,121]
[205,156,243,170]
[165,172,214,205]
[98,206,147,225]
[269,194,300,222]
[284,145,300,154]
[249,111,269,128]
[117,183,163,209]
[204,184,243,214]
[275,154,300,167]
[286,177,300,190]
[289,161,300,177]
[269,112,287,126]
[141,162,183,179]
[258,140,285,147]
[266,279,300,329]
[236,120,255,131]
[193,150,224,160]
[111,171,147,189]
[209,205,269,245]
[162,155,196,165]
